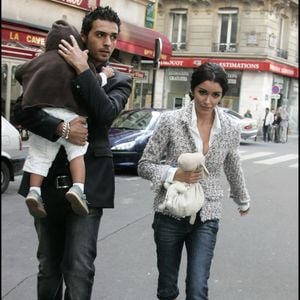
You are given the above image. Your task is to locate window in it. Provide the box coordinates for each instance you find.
[216,8,238,52]
[170,10,187,51]
[276,16,289,59]
[173,97,183,109]
[1,61,23,122]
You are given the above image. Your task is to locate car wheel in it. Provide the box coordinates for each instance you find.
[1,161,10,194]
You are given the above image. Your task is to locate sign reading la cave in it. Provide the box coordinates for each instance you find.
[2,28,46,47]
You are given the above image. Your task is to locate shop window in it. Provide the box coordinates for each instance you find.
[1,62,23,122]
[170,9,187,51]
[174,97,183,109]
[220,71,241,112]
[214,8,238,52]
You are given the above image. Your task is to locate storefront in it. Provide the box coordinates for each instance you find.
[114,21,172,109]
[159,57,298,133]
[1,20,47,124]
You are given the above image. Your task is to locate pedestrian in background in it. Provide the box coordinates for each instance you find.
[270,109,276,142]
[138,62,250,300]
[244,109,252,118]
[272,109,282,143]
[279,105,289,143]
[262,107,274,142]
[14,6,132,300]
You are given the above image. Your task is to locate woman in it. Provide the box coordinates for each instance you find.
[138,62,250,300]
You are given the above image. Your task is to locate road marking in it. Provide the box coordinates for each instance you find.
[124,177,140,181]
[289,163,298,168]
[115,177,140,181]
[254,154,298,165]
[240,152,274,161]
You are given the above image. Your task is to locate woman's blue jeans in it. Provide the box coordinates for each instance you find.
[152,212,219,300]
[34,207,102,300]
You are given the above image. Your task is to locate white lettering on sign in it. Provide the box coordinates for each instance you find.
[169,71,189,76]
[219,62,260,69]
[26,35,46,46]
[161,60,184,67]
[194,60,202,66]
[227,73,238,78]
[60,0,83,5]
[270,64,281,72]
[270,64,294,76]
[169,76,188,81]
[228,79,236,84]
[50,0,99,10]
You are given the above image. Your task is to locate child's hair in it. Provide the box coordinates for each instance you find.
[81,6,121,35]
[190,62,228,99]
[46,20,84,51]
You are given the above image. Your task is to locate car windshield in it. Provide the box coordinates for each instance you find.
[225,110,243,119]
[111,110,161,130]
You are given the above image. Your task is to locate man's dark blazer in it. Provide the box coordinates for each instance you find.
[14,68,132,213]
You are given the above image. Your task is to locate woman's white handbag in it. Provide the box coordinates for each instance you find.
[159,153,209,224]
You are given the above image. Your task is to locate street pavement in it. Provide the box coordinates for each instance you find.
[2,136,298,300]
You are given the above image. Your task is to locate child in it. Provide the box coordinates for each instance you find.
[15,20,114,218]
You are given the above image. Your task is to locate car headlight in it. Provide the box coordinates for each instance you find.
[111,141,135,150]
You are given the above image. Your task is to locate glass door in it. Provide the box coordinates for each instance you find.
[1,58,24,124]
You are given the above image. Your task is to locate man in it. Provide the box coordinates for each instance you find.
[262,107,274,142]
[14,6,132,300]
[244,109,252,118]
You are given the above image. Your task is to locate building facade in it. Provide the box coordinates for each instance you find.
[151,0,298,133]
[1,0,298,134]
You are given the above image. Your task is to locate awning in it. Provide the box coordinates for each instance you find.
[117,21,172,61]
[1,20,47,59]
[2,19,172,61]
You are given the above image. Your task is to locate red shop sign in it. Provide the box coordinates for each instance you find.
[49,0,101,11]
[2,27,47,47]
[160,57,298,78]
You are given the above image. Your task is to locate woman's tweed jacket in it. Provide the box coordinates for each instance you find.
[137,101,250,222]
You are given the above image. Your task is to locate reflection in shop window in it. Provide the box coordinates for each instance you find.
[1,64,8,114]
[11,65,18,85]
[1,64,8,88]
[2,64,7,82]
[10,64,23,123]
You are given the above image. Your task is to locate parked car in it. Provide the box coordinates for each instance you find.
[109,108,169,170]
[220,107,258,141]
[1,116,28,193]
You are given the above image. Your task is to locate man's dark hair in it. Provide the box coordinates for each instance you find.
[81,6,121,35]
[190,62,228,99]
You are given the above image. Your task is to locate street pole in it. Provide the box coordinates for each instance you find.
[151,37,162,108]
